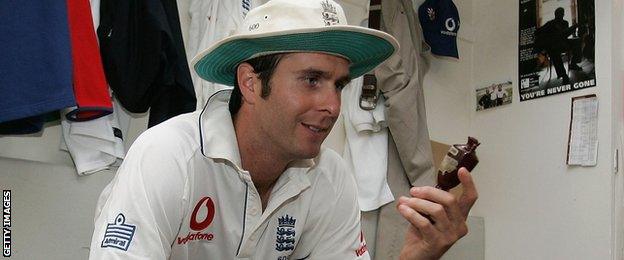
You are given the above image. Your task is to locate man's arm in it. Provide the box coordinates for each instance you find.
[397,168,478,260]
[89,131,189,259]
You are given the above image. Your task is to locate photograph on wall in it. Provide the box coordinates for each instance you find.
[476,81,513,111]
[518,0,596,101]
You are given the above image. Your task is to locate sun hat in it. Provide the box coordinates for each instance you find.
[191,0,399,86]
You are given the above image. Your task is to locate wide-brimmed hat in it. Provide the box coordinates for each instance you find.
[191,0,399,86]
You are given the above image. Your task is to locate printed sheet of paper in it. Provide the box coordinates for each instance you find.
[567,95,598,166]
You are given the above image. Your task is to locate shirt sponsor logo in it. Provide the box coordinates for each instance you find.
[442,18,458,36]
[275,214,296,252]
[177,231,214,245]
[101,213,136,251]
[445,18,457,32]
[355,231,368,257]
[190,197,215,231]
[178,197,216,245]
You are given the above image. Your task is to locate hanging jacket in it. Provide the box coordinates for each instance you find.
[98,0,196,127]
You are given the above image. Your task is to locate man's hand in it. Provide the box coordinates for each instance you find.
[396,167,478,260]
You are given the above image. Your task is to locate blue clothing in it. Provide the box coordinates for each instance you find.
[0,0,76,129]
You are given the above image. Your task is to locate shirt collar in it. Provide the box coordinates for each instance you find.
[199,89,315,170]
[199,90,243,168]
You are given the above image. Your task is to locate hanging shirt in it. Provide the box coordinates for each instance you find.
[336,0,371,27]
[187,0,264,108]
[60,97,128,175]
[66,0,113,121]
[342,77,393,211]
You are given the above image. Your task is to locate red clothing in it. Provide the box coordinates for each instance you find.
[66,0,112,121]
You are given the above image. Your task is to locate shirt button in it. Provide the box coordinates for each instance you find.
[249,207,258,216]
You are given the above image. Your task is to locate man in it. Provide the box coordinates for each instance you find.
[89,0,478,259]
[478,88,492,109]
[489,85,498,107]
[495,85,506,106]
[535,7,582,84]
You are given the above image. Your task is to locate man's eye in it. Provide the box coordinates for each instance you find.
[305,77,319,86]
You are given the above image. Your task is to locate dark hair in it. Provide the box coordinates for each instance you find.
[555,7,565,18]
[229,54,285,116]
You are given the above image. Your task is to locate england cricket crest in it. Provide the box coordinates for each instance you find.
[321,0,339,26]
[427,7,435,21]
[275,214,296,251]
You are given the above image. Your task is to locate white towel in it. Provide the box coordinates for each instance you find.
[60,98,127,175]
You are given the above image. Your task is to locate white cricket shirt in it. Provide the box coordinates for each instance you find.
[89,90,370,259]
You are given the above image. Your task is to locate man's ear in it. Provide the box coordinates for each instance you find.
[236,63,259,105]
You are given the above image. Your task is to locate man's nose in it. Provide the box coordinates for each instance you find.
[319,86,341,116]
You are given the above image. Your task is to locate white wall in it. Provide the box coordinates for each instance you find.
[0,111,148,260]
[611,0,624,259]
[423,0,622,259]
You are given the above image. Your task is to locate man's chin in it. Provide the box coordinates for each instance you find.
[295,146,322,160]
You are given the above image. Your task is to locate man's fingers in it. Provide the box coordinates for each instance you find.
[398,196,451,232]
[397,204,437,239]
[396,169,478,258]
[457,167,479,216]
[409,186,463,222]
[409,186,456,208]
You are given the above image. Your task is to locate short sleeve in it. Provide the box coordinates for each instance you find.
[88,130,190,259]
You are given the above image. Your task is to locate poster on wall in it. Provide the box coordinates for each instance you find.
[566,94,598,166]
[476,81,513,111]
[518,0,596,101]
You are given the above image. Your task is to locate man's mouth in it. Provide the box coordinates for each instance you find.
[302,123,328,133]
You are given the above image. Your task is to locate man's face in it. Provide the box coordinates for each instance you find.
[252,52,350,161]
[555,8,564,19]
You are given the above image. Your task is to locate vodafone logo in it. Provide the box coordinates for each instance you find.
[177,197,216,245]
[445,18,457,32]
[190,197,215,231]
[355,231,368,257]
